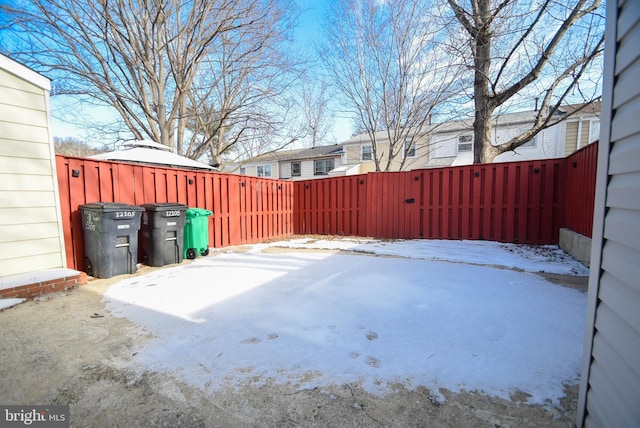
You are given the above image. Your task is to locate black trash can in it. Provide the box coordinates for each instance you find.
[139,203,188,267]
[79,202,144,279]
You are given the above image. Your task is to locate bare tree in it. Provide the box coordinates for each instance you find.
[320,0,464,172]
[182,0,305,167]
[1,0,300,160]
[447,0,605,163]
[300,81,335,148]
[53,136,108,156]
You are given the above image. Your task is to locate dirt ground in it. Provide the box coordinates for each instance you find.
[0,247,586,427]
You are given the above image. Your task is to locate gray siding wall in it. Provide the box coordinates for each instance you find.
[0,59,66,277]
[577,0,640,426]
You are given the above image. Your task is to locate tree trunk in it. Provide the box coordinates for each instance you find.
[472,0,494,164]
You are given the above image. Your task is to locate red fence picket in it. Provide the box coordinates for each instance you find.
[56,156,294,271]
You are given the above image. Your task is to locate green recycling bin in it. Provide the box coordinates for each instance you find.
[183,208,213,259]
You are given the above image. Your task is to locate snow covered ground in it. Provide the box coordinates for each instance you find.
[0,298,26,311]
[104,238,588,406]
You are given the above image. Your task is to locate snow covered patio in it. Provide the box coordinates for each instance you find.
[103,238,588,408]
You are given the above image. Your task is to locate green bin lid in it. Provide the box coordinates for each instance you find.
[186,207,213,217]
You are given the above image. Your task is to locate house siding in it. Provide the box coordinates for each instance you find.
[281,162,292,179]
[243,156,345,181]
[344,143,370,164]
[300,160,316,178]
[431,133,460,158]
[576,0,640,426]
[244,162,278,179]
[0,61,66,277]
[494,125,561,162]
[342,137,430,171]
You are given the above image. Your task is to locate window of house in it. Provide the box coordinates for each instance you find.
[239,166,246,175]
[405,140,416,157]
[458,135,473,152]
[291,161,301,177]
[314,158,335,175]
[257,165,272,177]
[361,145,372,160]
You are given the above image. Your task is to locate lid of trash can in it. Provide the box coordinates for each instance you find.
[186,207,213,217]
[140,203,188,212]
[79,202,144,212]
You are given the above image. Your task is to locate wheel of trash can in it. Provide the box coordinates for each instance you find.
[85,257,94,276]
[186,248,197,259]
[201,249,209,256]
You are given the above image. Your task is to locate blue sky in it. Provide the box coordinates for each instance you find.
[293,0,355,142]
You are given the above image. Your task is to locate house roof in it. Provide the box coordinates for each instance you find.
[91,140,215,170]
[0,53,51,91]
[558,101,602,116]
[242,144,344,164]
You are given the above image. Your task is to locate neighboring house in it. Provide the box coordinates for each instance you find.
[235,102,600,179]
[0,54,81,294]
[340,130,430,172]
[561,102,601,157]
[576,1,640,426]
[426,102,601,167]
[236,144,345,180]
[338,103,600,171]
[91,140,216,171]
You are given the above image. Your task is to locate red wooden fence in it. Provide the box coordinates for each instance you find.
[294,143,598,244]
[57,143,597,271]
[56,156,294,271]
[295,160,567,244]
[564,142,598,237]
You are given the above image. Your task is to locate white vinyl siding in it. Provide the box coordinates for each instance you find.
[519,129,537,147]
[432,134,458,158]
[244,162,277,178]
[244,157,343,180]
[577,1,640,427]
[494,126,561,161]
[0,59,66,277]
